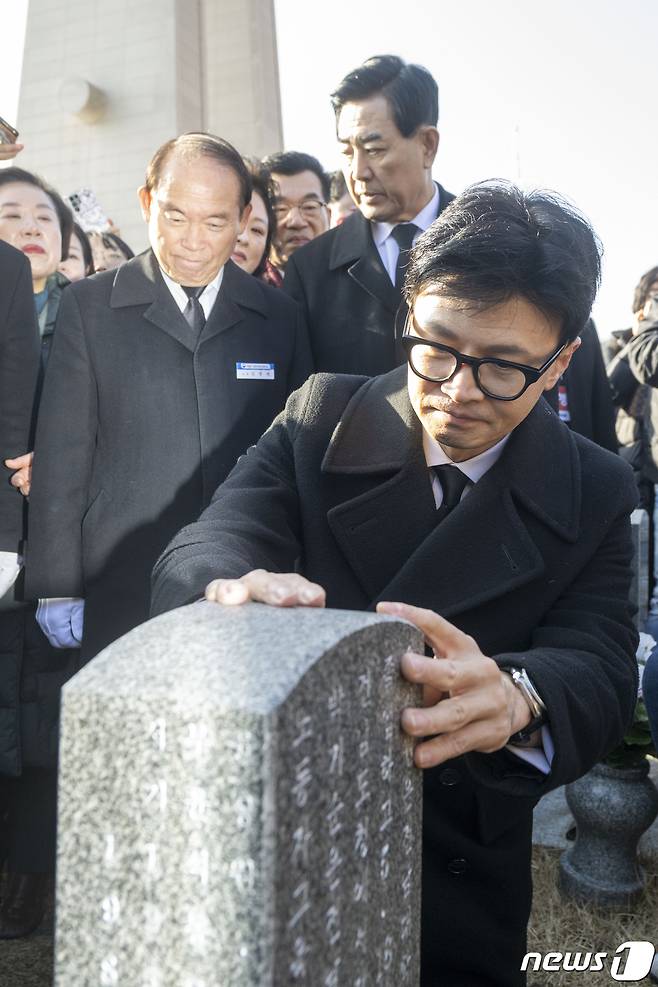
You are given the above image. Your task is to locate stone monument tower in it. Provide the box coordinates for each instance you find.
[17,0,283,250]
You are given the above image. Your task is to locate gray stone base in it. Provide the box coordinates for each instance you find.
[532,757,658,865]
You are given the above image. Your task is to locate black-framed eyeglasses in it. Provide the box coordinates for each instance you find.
[401,328,567,401]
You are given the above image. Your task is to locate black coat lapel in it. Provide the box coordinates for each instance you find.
[374,400,581,615]
[110,250,197,352]
[323,373,581,613]
[198,260,267,345]
[329,211,399,314]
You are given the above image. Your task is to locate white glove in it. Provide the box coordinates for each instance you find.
[36,597,85,648]
[0,551,22,597]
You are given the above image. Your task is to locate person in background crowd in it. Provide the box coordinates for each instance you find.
[261,150,330,277]
[607,266,658,513]
[58,222,95,282]
[0,172,78,939]
[542,319,617,452]
[25,132,312,664]
[327,169,357,227]
[152,181,638,987]
[89,230,134,272]
[230,158,280,286]
[0,168,73,352]
[283,55,454,376]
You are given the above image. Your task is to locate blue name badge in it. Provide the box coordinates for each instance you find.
[235,362,275,380]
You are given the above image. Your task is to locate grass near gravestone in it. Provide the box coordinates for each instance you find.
[527,847,658,986]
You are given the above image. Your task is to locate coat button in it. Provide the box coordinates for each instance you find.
[439,768,461,787]
[447,858,468,876]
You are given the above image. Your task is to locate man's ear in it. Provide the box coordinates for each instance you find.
[542,336,581,391]
[137,185,151,223]
[418,126,439,168]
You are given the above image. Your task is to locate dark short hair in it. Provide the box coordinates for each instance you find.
[0,166,73,259]
[632,266,658,314]
[262,151,330,203]
[100,231,134,262]
[331,54,438,138]
[68,222,94,275]
[329,170,348,203]
[405,181,602,344]
[242,158,276,278]
[145,132,252,211]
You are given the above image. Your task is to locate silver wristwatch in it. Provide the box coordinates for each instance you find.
[502,666,548,744]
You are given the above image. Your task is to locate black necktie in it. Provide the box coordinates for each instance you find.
[182,285,206,335]
[391,223,419,291]
[432,464,469,519]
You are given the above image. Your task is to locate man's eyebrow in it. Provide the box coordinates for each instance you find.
[337,131,384,146]
[160,200,229,220]
[414,321,533,360]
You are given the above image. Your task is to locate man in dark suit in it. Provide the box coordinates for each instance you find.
[284,54,455,376]
[152,182,638,986]
[25,133,312,659]
[261,150,331,278]
[0,242,39,576]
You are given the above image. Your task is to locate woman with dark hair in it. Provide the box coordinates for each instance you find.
[231,158,282,287]
[0,167,78,939]
[58,222,94,282]
[89,230,134,272]
[0,167,73,353]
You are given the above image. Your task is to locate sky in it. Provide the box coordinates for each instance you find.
[2,0,657,336]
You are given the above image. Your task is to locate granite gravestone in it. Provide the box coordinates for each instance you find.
[629,508,650,627]
[55,602,423,987]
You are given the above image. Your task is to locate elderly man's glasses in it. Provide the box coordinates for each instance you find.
[273,199,326,221]
[402,329,567,401]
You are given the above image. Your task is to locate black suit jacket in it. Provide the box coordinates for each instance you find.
[284,185,455,375]
[152,368,638,987]
[0,242,40,553]
[545,320,617,451]
[25,251,312,658]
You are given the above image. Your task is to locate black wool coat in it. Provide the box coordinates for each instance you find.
[0,247,77,777]
[283,185,454,376]
[544,320,618,452]
[25,251,313,659]
[0,241,40,553]
[152,368,638,987]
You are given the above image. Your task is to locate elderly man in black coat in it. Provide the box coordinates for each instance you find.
[25,133,312,660]
[283,55,454,376]
[153,183,638,987]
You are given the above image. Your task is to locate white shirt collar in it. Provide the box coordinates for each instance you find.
[372,183,440,248]
[159,266,224,318]
[422,427,511,484]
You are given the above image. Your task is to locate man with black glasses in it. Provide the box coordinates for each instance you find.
[152,182,638,987]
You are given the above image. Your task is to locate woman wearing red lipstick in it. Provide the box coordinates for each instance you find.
[0,167,76,939]
[0,167,73,362]
[230,158,282,287]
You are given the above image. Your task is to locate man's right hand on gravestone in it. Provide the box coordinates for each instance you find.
[205,569,326,608]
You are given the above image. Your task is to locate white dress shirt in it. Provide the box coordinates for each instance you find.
[371,184,441,284]
[422,426,554,775]
[160,266,224,320]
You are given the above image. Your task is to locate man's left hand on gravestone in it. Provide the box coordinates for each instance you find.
[205,569,326,608]
[376,601,533,769]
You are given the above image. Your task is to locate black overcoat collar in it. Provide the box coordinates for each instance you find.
[322,366,581,615]
[327,184,453,316]
[109,251,267,352]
